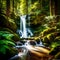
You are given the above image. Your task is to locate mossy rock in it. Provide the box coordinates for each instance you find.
[42,34,54,44]
[47,33,55,41]
[43,36,49,43]
[40,27,60,45]
[43,43,49,47]
[41,27,56,36]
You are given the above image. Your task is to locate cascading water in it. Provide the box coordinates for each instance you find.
[20,15,33,38]
[20,15,27,38]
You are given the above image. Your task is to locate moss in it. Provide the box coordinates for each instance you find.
[43,36,49,43]
[55,36,60,41]
[47,33,55,42]
[41,27,56,36]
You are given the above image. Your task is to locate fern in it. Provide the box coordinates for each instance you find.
[0,31,14,40]
[0,31,15,54]
[0,40,15,46]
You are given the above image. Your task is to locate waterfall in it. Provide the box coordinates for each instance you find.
[20,15,33,38]
[20,15,27,38]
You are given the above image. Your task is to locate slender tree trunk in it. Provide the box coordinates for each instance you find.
[6,0,10,17]
[0,0,2,13]
[54,0,60,22]
[0,0,2,9]
[41,0,42,10]
[12,0,14,12]
[50,0,55,16]
[55,0,60,15]
[26,0,28,14]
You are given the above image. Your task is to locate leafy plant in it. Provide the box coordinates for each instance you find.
[0,31,15,54]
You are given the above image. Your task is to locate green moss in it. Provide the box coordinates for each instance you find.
[42,27,56,36]
[47,33,55,42]
[43,36,49,43]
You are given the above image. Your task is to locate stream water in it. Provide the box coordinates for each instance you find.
[15,15,44,60]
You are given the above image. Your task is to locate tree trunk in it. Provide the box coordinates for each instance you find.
[50,0,55,16]
[0,0,2,13]
[55,0,60,15]
[50,0,60,16]
[0,0,2,9]
[6,0,10,17]
[41,0,42,10]
[12,0,14,12]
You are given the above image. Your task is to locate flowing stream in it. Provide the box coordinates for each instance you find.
[15,15,44,60]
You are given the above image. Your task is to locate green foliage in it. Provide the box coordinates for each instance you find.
[56,21,60,29]
[0,28,20,41]
[51,41,60,48]
[0,40,15,54]
[37,25,46,32]
[0,31,15,54]
[29,1,41,15]
[0,31,14,40]
[49,41,60,58]
[34,25,46,36]
[20,0,27,15]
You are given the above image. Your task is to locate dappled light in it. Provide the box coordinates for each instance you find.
[0,0,60,60]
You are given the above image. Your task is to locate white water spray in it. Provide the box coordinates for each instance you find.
[20,15,27,38]
[20,15,33,38]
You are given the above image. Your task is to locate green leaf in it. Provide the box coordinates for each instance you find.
[0,40,15,54]
[51,41,60,48]
[0,40,15,46]
[3,34,14,39]
[0,45,6,54]
[5,40,15,46]
[0,31,14,40]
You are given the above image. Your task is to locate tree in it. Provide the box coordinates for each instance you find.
[55,0,60,15]
[20,0,28,15]
[0,0,2,11]
[6,0,10,17]
[50,0,60,16]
